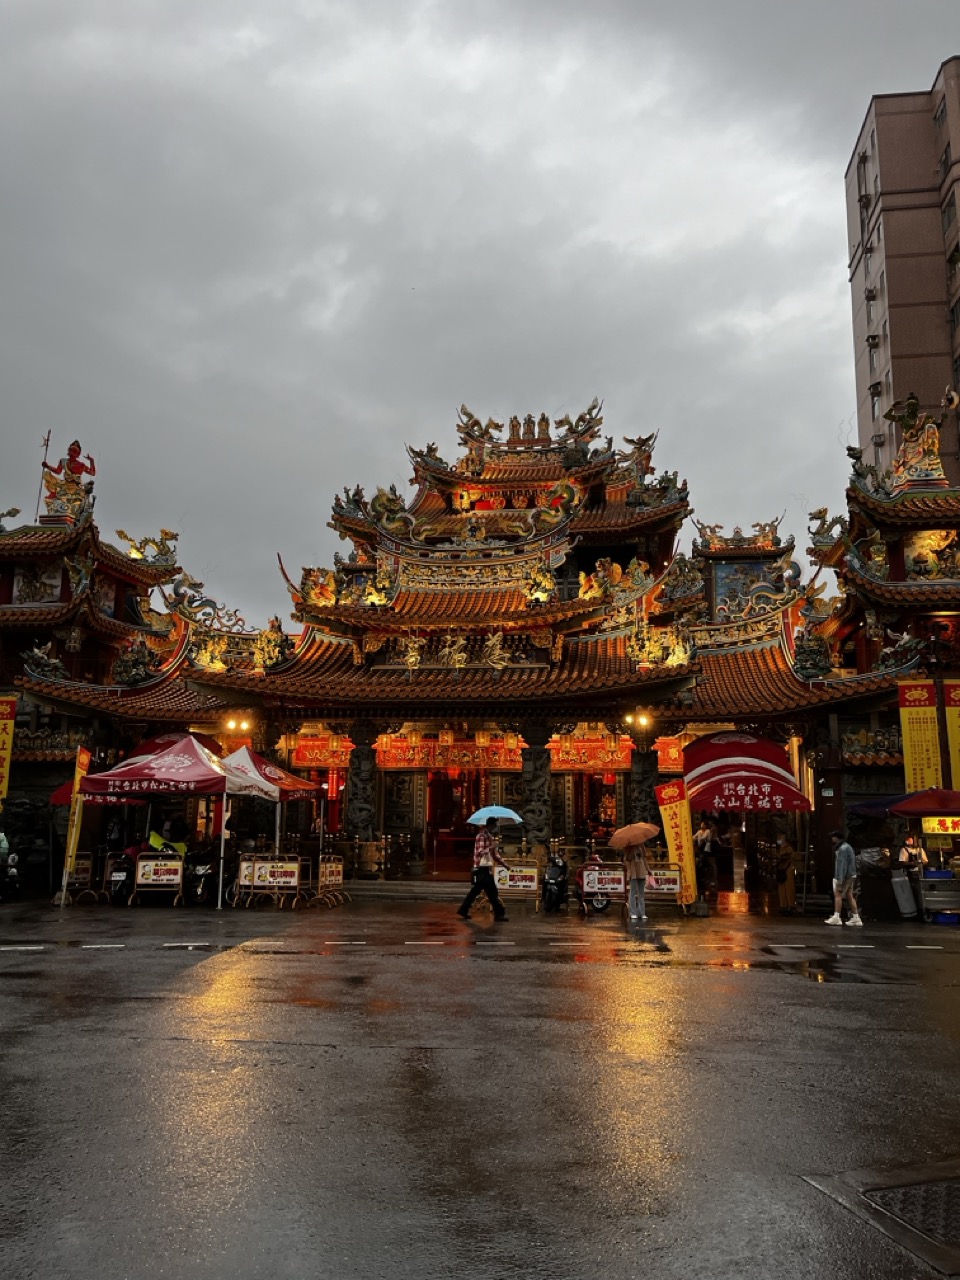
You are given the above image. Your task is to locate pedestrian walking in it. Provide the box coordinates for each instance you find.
[457,817,510,921]
[623,842,652,922]
[825,829,862,926]
[775,835,797,914]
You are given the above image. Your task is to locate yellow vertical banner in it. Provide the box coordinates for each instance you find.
[898,678,942,791]
[0,696,16,812]
[63,746,92,879]
[655,778,696,905]
[942,680,960,790]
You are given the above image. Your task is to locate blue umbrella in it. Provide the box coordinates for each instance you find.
[467,805,524,825]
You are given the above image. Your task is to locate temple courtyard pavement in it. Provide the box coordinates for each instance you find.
[2,898,960,1279]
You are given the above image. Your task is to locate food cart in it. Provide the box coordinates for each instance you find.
[890,790,960,924]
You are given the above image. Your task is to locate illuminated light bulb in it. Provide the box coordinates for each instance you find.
[227,720,237,730]
[240,720,249,731]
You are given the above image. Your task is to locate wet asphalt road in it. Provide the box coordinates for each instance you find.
[1,898,959,1280]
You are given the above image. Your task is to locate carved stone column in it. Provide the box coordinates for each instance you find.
[520,721,552,852]
[629,747,660,824]
[345,723,378,841]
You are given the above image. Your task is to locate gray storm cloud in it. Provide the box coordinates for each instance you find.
[1,1,956,624]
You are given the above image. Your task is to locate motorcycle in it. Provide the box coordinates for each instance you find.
[0,850,20,901]
[108,850,136,906]
[184,849,218,906]
[541,852,569,913]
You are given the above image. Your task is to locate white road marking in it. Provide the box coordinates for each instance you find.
[404,941,445,946]
[81,944,125,950]
[0,945,44,951]
[906,945,943,950]
[549,941,592,946]
[475,941,515,946]
[835,945,875,949]
[776,944,807,949]
[162,943,210,949]
[323,941,367,945]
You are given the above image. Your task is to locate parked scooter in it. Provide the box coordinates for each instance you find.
[108,850,136,906]
[541,851,569,913]
[184,848,218,906]
[0,850,20,901]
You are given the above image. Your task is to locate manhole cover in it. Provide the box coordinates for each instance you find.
[865,1180,960,1248]
[807,1159,960,1275]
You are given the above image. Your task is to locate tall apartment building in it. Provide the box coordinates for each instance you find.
[845,56,960,483]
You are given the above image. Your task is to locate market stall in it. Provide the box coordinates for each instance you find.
[79,735,277,908]
[890,790,960,923]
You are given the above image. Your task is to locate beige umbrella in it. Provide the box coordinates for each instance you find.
[608,821,660,850]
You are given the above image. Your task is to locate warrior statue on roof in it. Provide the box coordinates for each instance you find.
[42,439,96,521]
[885,393,948,491]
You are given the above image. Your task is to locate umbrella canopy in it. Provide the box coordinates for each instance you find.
[467,805,524,825]
[222,746,322,802]
[609,821,660,850]
[49,779,145,806]
[847,794,909,818]
[80,735,275,801]
[889,788,960,817]
[683,731,811,812]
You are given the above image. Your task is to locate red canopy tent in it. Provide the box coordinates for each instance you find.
[78,736,279,908]
[49,779,144,806]
[127,729,224,760]
[221,746,321,801]
[683,731,810,812]
[890,789,960,817]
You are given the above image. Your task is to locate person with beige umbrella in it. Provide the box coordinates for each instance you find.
[609,822,660,922]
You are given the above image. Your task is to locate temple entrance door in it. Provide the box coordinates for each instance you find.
[572,773,619,845]
[426,769,485,878]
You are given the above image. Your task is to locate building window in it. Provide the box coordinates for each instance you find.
[866,298,875,324]
[951,297,960,336]
[869,346,878,374]
[954,354,960,390]
[871,395,880,421]
[876,217,882,243]
[873,174,880,202]
[882,319,888,344]
[939,143,953,184]
[935,98,948,131]
[885,369,892,395]
[870,128,876,151]
[879,270,885,296]
[943,193,957,237]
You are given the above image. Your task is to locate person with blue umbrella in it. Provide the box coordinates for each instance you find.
[456,807,520,922]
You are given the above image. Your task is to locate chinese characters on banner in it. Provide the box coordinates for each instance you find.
[942,680,960,788]
[63,746,92,879]
[0,697,16,812]
[921,816,960,835]
[654,737,683,773]
[654,779,696,905]
[898,679,943,791]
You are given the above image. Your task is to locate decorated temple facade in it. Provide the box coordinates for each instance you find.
[4,390,960,883]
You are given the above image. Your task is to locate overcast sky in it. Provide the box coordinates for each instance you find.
[1,3,956,628]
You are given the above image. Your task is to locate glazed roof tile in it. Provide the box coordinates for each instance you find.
[0,602,76,627]
[843,561,960,603]
[686,642,897,718]
[190,631,693,709]
[572,499,687,533]
[848,484,960,525]
[0,523,85,558]
[16,672,230,722]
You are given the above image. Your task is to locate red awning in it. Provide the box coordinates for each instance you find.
[683,731,810,813]
[49,779,145,806]
[81,735,233,799]
[890,789,960,817]
[221,746,322,801]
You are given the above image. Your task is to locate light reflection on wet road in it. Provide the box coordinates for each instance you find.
[1,900,960,1279]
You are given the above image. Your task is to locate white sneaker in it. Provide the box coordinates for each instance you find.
[630,914,638,921]
[641,915,648,921]
[846,914,863,927]
[825,913,842,925]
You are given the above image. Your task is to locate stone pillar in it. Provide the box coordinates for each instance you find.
[629,744,660,824]
[520,721,552,853]
[345,724,378,842]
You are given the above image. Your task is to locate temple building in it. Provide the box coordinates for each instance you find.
[3,394,960,884]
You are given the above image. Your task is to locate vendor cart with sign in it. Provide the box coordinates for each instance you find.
[129,854,184,906]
